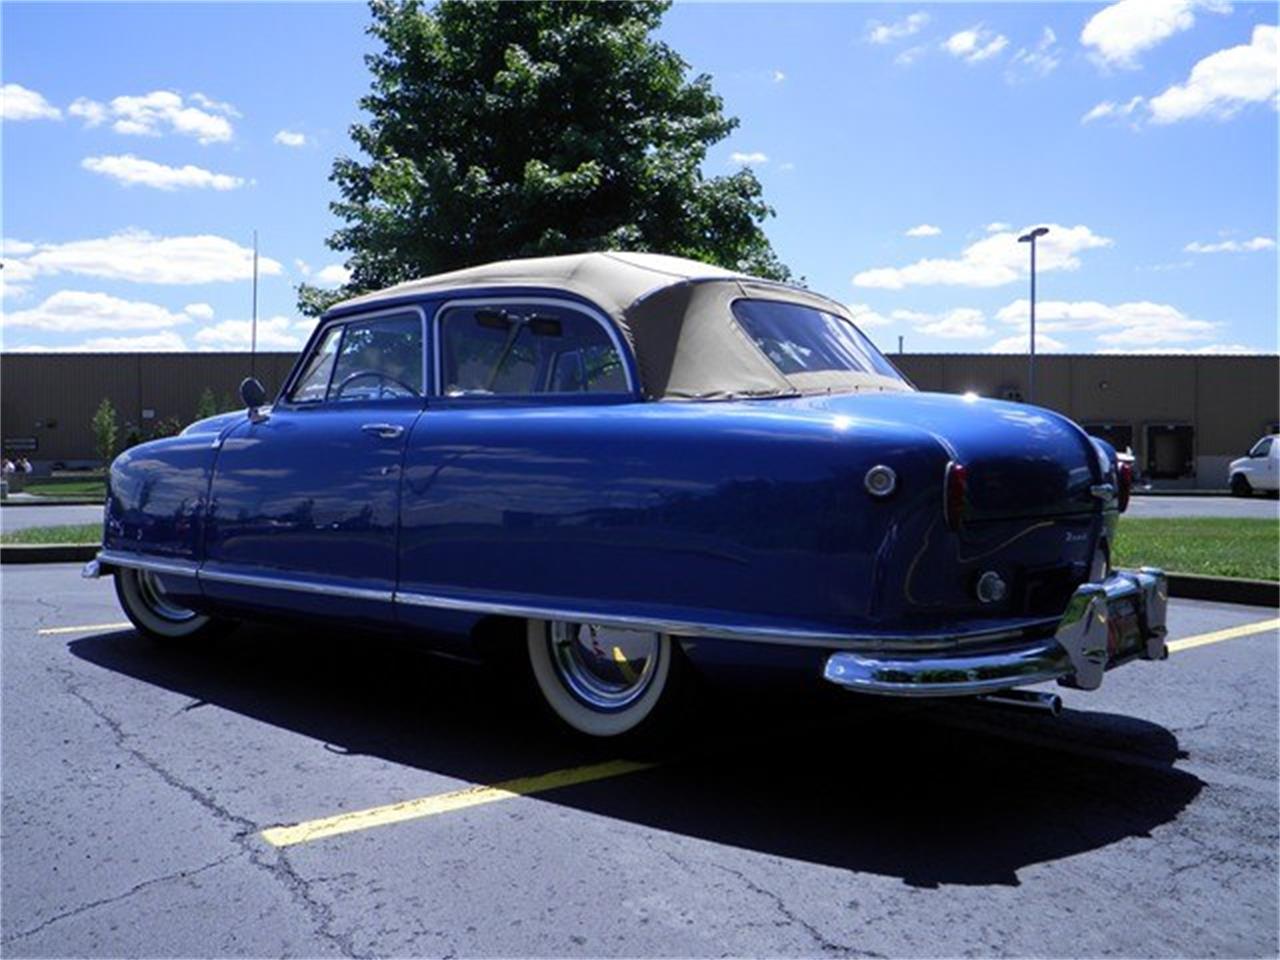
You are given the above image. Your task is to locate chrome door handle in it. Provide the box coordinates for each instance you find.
[361,423,404,439]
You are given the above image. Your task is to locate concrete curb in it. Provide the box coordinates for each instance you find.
[1,544,99,565]
[1167,573,1279,608]
[0,499,104,508]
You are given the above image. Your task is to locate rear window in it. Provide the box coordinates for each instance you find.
[731,299,903,381]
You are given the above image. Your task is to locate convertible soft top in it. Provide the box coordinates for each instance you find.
[331,251,908,400]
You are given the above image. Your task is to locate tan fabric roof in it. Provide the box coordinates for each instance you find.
[330,251,909,400]
[332,251,743,320]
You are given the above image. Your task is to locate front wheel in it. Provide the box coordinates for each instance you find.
[114,567,232,642]
[1230,474,1253,497]
[526,619,689,739]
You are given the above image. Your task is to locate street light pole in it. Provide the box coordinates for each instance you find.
[1017,226,1049,403]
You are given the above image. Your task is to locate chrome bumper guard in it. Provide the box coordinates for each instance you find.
[823,568,1168,697]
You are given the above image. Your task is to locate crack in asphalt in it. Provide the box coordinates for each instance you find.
[0,854,237,946]
[47,662,367,959]
[657,846,884,958]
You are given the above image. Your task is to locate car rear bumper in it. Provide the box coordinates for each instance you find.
[822,568,1168,697]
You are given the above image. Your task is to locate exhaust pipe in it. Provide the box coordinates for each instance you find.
[976,688,1062,716]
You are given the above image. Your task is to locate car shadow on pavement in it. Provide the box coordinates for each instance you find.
[68,622,1203,889]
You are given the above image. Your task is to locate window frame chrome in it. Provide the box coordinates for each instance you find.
[431,296,638,400]
[279,304,430,411]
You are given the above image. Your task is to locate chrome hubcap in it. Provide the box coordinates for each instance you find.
[136,569,197,623]
[548,621,662,711]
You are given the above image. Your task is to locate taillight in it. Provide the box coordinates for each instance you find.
[945,461,967,531]
[1117,460,1132,513]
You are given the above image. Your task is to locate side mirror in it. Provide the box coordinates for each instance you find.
[239,377,268,421]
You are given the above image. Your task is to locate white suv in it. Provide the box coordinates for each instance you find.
[1228,434,1280,496]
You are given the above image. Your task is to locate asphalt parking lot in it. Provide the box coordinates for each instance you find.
[2,564,1276,958]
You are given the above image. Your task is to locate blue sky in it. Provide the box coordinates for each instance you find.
[2,1,1276,356]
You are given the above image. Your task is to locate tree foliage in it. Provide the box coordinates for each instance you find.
[194,387,219,422]
[90,398,118,465]
[300,0,790,315]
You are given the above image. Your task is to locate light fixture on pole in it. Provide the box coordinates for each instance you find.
[1017,226,1049,404]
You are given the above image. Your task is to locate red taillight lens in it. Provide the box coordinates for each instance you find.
[1117,460,1132,513]
[945,461,967,531]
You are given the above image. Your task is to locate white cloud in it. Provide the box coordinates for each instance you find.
[2,83,62,121]
[995,297,1219,346]
[1081,95,1146,124]
[68,97,107,126]
[987,331,1067,353]
[1007,27,1062,81]
[70,90,236,143]
[1185,236,1276,253]
[771,70,786,83]
[867,11,930,44]
[16,331,192,352]
[891,307,992,339]
[729,151,769,166]
[81,154,246,191]
[183,303,214,319]
[1149,24,1278,123]
[294,258,312,276]
[904,224,942,237]
[313,264,352,287]
[985,222,1011,233]
[852,224,1112,289]
[189,92,241,117]
[1081,0,1229,69]
[0,290,195,332]
[943,27,1009,64]
[846,303,893,327]
[895,45,928,66]
[194,316,311,351]
[274,129,308,148]
[9,230,282,285]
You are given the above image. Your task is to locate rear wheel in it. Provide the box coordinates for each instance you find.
[114,567,232,642]
[1231,474,1253,497]
[526,619,689,739]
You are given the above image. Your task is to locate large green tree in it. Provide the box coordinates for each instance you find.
[299,0,789,315]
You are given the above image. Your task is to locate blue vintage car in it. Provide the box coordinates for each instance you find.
[85,252,1167,738]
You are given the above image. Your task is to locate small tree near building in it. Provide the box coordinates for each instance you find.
[194,388,219,422]
[91,398,118,466]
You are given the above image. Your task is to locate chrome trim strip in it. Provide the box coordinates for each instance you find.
[199,566,394,603]
[392,589,1057,652]
[97,550,199,578]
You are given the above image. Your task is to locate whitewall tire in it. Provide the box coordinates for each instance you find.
[526,618,683,738]
[114,567,228,642]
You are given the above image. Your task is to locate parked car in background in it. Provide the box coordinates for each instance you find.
[1229,434,1280,497]
[84,252,1168,739]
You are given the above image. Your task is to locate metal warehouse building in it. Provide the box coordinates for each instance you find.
[1,351,1276,489]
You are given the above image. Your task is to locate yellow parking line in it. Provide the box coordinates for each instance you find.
[261,758,657,847]
[1167,617,1279,654]
[37,621,131,636]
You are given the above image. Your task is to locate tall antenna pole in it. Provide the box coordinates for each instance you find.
[250,229,259,378]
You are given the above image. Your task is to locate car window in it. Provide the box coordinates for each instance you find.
[439,303,628,396]
[326,314,424,403]
[731,298,904,381]
[288,326,342,403]
[1250,437,1273,457]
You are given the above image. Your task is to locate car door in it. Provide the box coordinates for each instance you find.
[201,307,427,623]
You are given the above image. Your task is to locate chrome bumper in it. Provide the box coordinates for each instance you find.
[823,568,1168,697]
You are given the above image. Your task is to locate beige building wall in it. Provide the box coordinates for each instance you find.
[2,351,1277,488]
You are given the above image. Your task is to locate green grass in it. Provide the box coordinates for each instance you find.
[1115,517,1280,581]
[0,523,101,545]
[21,479,106,499]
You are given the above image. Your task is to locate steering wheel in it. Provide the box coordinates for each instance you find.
[333,369,421,400]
